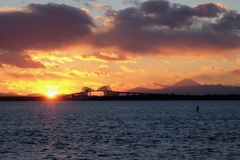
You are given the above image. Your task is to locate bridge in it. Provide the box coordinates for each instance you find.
[63,85,157,100]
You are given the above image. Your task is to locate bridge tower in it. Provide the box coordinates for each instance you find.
[97,85,115,96]
[81,87,94,96]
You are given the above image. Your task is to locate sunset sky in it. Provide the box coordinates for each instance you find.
[1,0,240,96]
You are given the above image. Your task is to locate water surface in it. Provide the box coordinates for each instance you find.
[0,101,239,159]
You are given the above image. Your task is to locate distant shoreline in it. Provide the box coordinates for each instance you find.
[0,94,240,101]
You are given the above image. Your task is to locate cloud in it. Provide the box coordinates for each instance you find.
[1,1,240,67]
[165,68,172,73]
[164,60,170,64]
[6,70,71,81]
[4,69,111,84]
[94,16,103,21]
[75,50,136,62]
[99,65,109,69]
[120,65,135,73]
[0,3,94,51]
[141,1,227,28]
[0,3,94,68]
[201,66,224,72]
[31,51,73,64]
[92,1,240,57]
[0,51,45,68]
[139,69,146,73]
[93,4,112,10]
[69,70,110,77]
[208,10,240,33]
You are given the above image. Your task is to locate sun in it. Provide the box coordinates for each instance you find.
[46,90,58,98]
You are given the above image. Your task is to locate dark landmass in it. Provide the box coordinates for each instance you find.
[0,96,50,101]
[128,85,240,95]
[128,79,240,95]
[66,94,240,101]
[0,94,240,101]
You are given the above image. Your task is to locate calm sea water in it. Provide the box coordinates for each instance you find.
[0,100,239,160]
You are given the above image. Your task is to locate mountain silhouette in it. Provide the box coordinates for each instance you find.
[127,79,240,95]
[0,92,19,97]
[127,87,159,93]
[172,79,200,87]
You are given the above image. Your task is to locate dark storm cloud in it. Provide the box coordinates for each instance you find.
[141,0,171,14]
[93,0,240,56]
[112,1,227,29]
[0,3,94,68]
[208,11,240,32]
[193,3,227,17]
[0,3,94,51]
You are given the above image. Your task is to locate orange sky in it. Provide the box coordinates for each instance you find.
[0,1,240,96]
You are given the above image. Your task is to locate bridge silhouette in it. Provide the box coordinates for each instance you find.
[63,85,156,100]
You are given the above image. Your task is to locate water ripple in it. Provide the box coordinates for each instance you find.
[0,101,240,159]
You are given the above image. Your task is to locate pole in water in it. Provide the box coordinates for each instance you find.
[196,105,199,112]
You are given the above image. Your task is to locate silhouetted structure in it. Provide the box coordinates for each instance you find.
[196,105,199,112]
[62,85,156,100]
[60,86,240,101]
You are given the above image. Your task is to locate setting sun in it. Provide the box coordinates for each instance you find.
[46,90,58,98]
